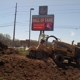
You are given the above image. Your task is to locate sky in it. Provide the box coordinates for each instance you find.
[0,0,80,44]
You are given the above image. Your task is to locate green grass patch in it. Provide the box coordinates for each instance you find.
[18,49,29,55]
[0,77,6,80]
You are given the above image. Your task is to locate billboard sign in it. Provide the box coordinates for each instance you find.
[39,6,48,15]
[32,15,54,31]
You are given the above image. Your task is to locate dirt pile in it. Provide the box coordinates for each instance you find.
[0,41,8,50]
[0,41,80,80]
[0,54,80,80]
[0,41,19,55]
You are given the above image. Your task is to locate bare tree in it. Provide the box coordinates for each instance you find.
[0,33,5,43]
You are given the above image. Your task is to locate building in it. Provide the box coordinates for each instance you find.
[20,39,29,47]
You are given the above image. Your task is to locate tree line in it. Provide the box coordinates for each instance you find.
[0,33,80,47]
[0,33,38,47]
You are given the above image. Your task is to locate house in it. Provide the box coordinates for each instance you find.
[20,39,29,47]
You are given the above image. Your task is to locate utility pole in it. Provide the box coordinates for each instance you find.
[13,3,17,48]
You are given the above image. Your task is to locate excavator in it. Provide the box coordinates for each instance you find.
[27,35,80,67]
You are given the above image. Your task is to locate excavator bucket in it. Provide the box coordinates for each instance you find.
[27,45,36,58]
[27,43,49,60]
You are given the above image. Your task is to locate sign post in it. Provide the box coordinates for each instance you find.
[31,6,54,43]
[39,6,48,39]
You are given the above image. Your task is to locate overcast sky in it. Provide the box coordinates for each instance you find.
[0,0,80,44]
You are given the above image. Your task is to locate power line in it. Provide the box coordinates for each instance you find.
[0,22,13,27]
[47,4,80,6]
[17,8,80,15]
[53,11,80,14]
[0,22,13,24]
[55,26,80,29]
[0,3,79,11]
[49,9,80,11]
[17,8,80,12]
[16,22,29,24]
[0,25,13,27]
[0,7,80,18]
[0,7,14,11]
[0,14,14,18]
[0,3,79,12]
[16,12,80,16]
[0,24,80,30]
[18,3,80,7]
[0,11,80,18]
[0,12,14,16]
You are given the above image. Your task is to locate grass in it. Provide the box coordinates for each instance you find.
[0,77,6,80]
[18,49,29,55]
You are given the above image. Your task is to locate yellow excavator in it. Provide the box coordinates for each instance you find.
[27,35,80,67]
[27,35,58,59]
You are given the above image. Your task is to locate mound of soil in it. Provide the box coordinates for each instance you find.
[0,54,80,80]
[0,42,80,80]
[0,41,20,55]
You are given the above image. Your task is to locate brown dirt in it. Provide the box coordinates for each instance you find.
[0,42,80,80]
